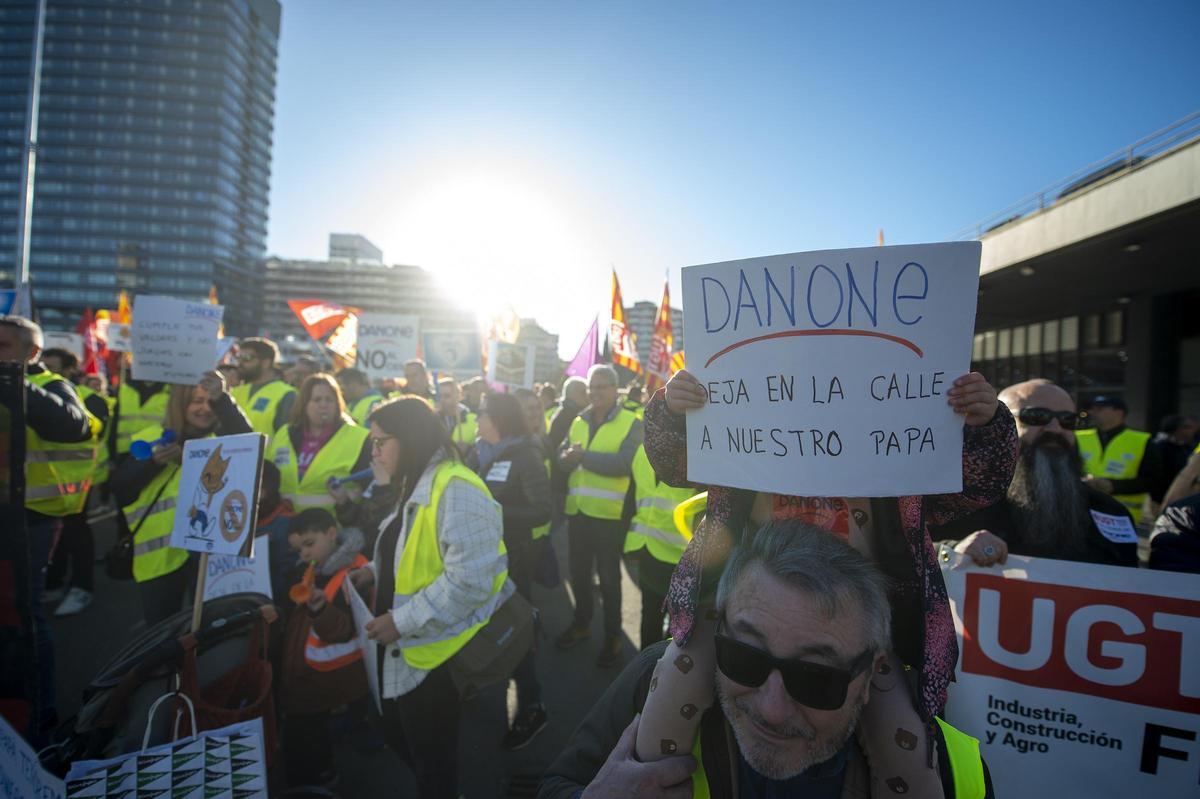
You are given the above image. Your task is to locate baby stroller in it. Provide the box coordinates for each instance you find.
[42,593,279,783]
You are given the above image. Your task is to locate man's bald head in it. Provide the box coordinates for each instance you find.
[1000,379,1077,445]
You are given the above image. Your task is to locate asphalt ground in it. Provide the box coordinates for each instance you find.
[49,504,647,798]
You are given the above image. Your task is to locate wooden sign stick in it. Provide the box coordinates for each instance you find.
[191,552,209,633]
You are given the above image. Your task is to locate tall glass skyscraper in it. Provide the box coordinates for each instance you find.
[0,0,280,333]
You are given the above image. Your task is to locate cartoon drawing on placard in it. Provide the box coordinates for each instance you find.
[187,444,230,540]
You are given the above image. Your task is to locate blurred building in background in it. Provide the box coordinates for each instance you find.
[625,299,683,368]
[0,0,281,333]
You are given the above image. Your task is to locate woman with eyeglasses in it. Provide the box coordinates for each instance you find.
[267,373,370,516]
[468,392,552,750]
[348,397,511,799]
[109,370,252,625]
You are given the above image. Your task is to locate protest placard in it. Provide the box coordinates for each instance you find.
[356,313,420,379]
[680,242,980,496]
[487,340,536,389]
[170,433,264,557]
[941,551,1200,796]
[42,331,83,360]
[202,533,272,601]
[423,330,483,376]
[346,579,382,713]
[130,295,224,384]
[0,713,64,799]
[106,321,132,352]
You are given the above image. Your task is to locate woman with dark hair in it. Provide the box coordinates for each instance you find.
[268,372,370,515]
[109,370,252,624]
[351,397,511,799]
[469,392,551,749]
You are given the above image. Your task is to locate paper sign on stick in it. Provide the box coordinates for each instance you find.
[131,295,224,384]
[356,313,419,379]
[202,533,273,601]
[941,551,1200,797]
[487,340,536,389]
[681,242,980,497]
[170,433,265,556]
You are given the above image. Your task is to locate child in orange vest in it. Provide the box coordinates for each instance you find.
[279,508,369,790]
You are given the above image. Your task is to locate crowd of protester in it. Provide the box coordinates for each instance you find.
[4,310,1200,797]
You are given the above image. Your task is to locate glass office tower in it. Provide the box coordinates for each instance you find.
[0,0,280,333]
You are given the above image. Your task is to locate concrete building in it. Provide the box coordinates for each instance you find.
[0,0,281,334]
[260,235,474,343]
[517,318,562,384]
[626,299,684,367]
[960,111,1200,429]
[328,233,382,264]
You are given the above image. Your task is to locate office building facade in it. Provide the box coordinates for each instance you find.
[0,0,281,333]
[626,299,684,367]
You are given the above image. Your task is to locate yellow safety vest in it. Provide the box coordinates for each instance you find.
[689,716,986,798]
[622,399,645,420]
[542,406,555,434]
[115,382,169,455]
[565,408,637,520]
[232,380,296,439]
[270,421,369,513]
[623,445,696,563]
[451,410,478,449]
[76,384,114,486]
[25,371,101,517]
[124,424,190,583]
[1077,428,1152,522]
[393,460,508,670]
[532,457,552,540]
[350,392,383,426]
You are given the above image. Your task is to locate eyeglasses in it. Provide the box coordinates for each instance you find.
[1017,407,1090,430]
[369,435,396,451]
[235,353,257,362]
[714,632,875,711]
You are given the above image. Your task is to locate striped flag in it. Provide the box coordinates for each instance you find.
[609,269,641,373]
[669,350,686,375]
[644,276,673,393]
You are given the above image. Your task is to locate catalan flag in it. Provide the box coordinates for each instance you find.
[609,269,641,374]
[644,275,673,394]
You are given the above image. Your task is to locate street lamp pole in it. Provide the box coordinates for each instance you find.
[13,0,47,318]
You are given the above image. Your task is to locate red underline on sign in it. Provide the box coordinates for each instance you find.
[704,329,924,368]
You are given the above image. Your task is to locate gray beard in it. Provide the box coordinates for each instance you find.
[1007,439,1091,558]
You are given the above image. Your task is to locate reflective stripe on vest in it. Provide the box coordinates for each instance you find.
[305,555,369,671]
[26,371,101,516]
[232,380,296,438]
[270,422,369,515]
[123,425,189,583]
[623,445,695,563]
[564,408,637,521]
[936,718,987,798]
[1076,428,1151,522]
[393,460,507,670]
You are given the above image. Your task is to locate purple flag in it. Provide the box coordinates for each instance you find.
[565,317,600,378]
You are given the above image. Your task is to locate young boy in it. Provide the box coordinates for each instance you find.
[279,508,369,789]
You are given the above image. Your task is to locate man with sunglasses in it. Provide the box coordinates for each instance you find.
[935,379,1138,567]
[540,523,992,798]
[231,337,297,438]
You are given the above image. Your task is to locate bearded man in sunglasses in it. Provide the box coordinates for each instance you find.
[934,378,1138,567]
[540,523,992,798]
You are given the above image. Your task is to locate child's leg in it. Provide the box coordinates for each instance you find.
[635,612,717,761]
[859,652,945,798]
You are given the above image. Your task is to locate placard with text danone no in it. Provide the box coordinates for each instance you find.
[681,242,980,497]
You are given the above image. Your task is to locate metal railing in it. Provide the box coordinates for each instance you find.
[950,110,1200,240]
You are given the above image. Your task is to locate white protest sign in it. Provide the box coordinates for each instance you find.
[106,321,132,352]
[202,533,272,601]
[42,331,83,360]
[0,713,64,799]
[941,552,1200,797]
[487,340,536,389]
[130,295,223,384]
[347,580,382,713]
[356,313,419,380]
[170,433,264,556]
[681,242,980,497]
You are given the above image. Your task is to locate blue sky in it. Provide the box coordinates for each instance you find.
[266,1,1200,356]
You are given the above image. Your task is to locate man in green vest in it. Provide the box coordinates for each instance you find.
[337,366,383,426]
[555,364,643,667]
[1,315,97,739]
[436,377,478,455]
[232,337,297,437]
[1077,395,1165,525]
[540,523,994,798]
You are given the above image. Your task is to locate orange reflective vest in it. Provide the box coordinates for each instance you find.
[305,553,370,672]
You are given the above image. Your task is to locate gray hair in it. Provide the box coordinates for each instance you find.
[716,521,892,654]
[587,364,618,386]
[0,314,44,353]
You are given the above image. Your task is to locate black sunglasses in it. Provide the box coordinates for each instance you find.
[1017,407,1090,430]
[714,633,875,711]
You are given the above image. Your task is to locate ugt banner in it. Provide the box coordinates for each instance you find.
[941,551,1200,796]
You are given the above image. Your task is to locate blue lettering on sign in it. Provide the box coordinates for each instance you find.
[253,397,269,411]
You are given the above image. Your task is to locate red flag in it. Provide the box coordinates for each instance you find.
[287,299,360,366]
[644,277,673,394]
[609,269,641,374]
[74,307,101,376]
